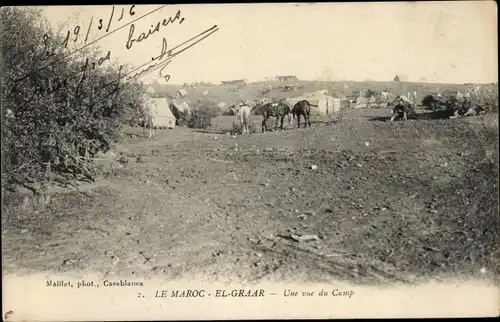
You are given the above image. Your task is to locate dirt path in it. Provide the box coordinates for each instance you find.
[2,110,499,285]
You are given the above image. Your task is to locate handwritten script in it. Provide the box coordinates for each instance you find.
[124,24,219,82]
[125,10,185,50]
[13,5,219,106]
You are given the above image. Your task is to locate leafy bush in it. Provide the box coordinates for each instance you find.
[1,7,144,190]
[193,99,222,117]
[186,108,214,129]
[185,99,220,129]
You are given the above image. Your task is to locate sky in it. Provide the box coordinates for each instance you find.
[39,1,498,85]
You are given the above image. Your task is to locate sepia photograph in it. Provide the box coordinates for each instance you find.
[1,1,499,320]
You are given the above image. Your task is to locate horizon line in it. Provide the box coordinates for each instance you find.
[144,79,499,86]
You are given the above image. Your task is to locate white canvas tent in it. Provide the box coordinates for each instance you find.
[286,92,341,115]
[146,98,176,129]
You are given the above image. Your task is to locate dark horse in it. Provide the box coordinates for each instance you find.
[259,99,293,132]
[292,100,317,128]
[422,94,446,112]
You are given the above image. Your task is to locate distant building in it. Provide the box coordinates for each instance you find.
[393,75,400,82]
[220,79,247,86]
[276,75,299,82]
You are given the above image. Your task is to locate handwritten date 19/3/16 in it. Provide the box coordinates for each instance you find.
[61,5,137,49]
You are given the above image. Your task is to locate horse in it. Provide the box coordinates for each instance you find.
[422,94,447,112]
[232,103,252,135]
[259,99,293,133]
[292,100,317,128]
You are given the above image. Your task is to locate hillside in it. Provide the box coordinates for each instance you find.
[148,80,497,106]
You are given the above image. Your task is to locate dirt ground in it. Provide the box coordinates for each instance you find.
[2,108,499,286]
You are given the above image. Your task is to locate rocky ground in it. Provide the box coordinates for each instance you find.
[2,108,499,286]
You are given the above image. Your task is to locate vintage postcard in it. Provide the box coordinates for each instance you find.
[1,1,499,321]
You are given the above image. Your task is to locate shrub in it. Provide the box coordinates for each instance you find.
[193,99,222,117]
[186,108,214,129]
[186,99,220,129]
[1,7,144,191]
[476,88,499,113]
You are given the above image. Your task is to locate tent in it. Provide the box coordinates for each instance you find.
[177,89,188,97]
[287,92,341,115]
[147,98,176,129]
[170,99,191,118]
[172,100,191,114]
